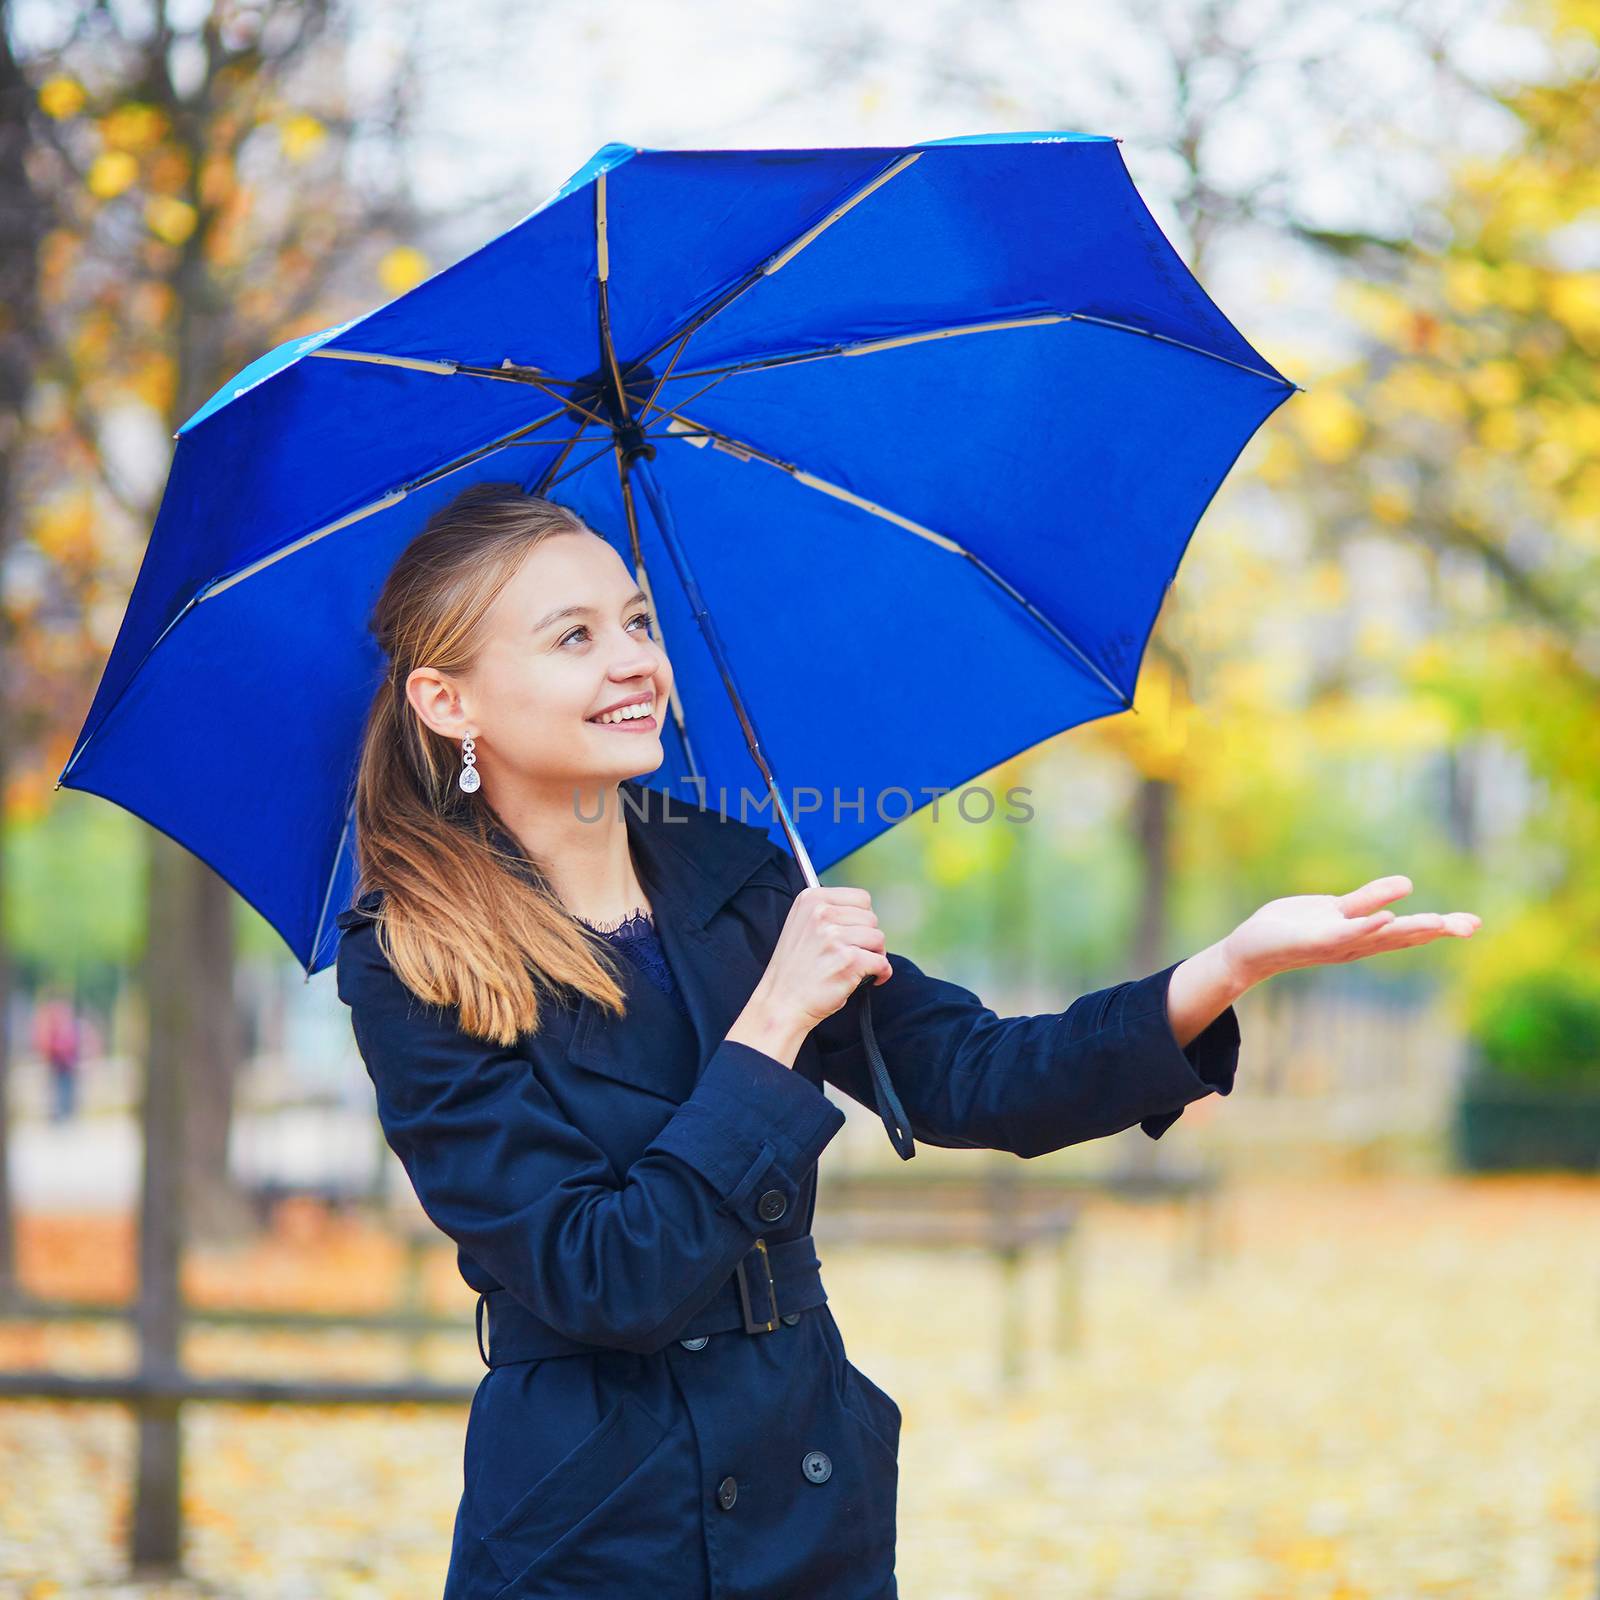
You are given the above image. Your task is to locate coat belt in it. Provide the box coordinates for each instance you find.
[475,1233,827,1368]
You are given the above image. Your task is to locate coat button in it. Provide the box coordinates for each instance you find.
[802,1450,832,1484]
[679,1335,709,1350]
[756,1189,787,1222]
[780,1312,801,1327]
[716,1475,738,1510]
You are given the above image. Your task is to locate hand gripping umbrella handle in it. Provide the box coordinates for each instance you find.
[850,975,916,1161]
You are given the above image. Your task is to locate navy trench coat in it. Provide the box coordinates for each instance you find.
[334,781,1240,1599]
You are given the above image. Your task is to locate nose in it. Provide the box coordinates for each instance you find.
[609,627,661,679]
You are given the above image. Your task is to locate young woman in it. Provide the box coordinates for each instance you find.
[335,482,1479,1600]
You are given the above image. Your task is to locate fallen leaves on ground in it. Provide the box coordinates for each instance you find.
[0,1173,1594,1599]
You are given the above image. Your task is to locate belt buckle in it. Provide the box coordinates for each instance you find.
[734,1237,780,1334]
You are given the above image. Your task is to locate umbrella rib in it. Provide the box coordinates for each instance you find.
[307,349,460,375]
[305,799,356,981]
[638,311,1297,394]
[196,405,574,602]
[612,448,705,792]
[306,349,580,384]
[301,345,613,448]
[533,428,592,493]
[542,438,621,493]
[625,153,923,377]
[652,407,1131,709]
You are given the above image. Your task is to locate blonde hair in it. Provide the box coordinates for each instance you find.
[350,482,635,1044]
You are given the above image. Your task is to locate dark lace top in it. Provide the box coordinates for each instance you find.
[580,908,690,1018]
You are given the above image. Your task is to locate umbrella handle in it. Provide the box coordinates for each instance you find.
[851,976,916,1161]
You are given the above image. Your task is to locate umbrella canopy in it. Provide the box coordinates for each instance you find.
[59,131,1297,979]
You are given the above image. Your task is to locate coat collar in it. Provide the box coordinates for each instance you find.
[338,780,785,1103]
[339,778,775,935]
[487,778,774,935]
[511,779,783,1102]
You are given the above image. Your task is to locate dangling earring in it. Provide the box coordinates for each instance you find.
[458,734,480,793]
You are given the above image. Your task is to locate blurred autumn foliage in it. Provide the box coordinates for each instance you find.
[16,1,426,815]
[1256,0,1600,1020]
[888,0,1600,1057]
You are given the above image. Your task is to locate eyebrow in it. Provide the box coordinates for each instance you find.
[533,589,650,635]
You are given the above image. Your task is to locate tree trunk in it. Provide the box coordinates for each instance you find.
[1124,773,1174,1175]
[131,828,192,1574]
[0,0,51,1302]
[185,862,251,1243]
[1132,773,1173,978]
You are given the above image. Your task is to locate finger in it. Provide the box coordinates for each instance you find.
[818,905,880,928]
[1338,876,1413,918]
[1354,919,1478,957]
[852,946,893,985]
[1375,912,1445,935]
[1311,911,1395,962]
[812,886,874,910]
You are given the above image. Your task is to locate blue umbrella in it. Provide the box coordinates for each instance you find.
[58,132,1297,1156]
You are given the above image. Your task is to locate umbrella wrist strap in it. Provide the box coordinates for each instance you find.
[853,978,916,1160]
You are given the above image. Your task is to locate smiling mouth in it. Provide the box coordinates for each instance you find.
[586,697,658,730]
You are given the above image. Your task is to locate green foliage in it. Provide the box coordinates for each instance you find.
[4,790,144,978]
[1468,966,1600,1087]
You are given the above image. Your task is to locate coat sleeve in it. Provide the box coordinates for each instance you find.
[335,917,845,1356]
[765,845,1239,1157]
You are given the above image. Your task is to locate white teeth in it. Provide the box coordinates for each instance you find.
[592,699,653,725]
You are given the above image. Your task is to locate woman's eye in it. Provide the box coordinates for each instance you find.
[558,611,653,649]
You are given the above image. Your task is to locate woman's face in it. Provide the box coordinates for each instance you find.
[425,529,672,802]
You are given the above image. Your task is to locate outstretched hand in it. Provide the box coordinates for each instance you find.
[1221,875,1481,987]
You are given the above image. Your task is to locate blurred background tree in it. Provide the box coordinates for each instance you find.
[10,0,431,1255]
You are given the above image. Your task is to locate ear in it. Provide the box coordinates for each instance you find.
[406,666,475,742]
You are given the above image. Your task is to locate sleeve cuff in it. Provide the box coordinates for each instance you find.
[1118,960,1241,1141]
[646,1040,847,1224]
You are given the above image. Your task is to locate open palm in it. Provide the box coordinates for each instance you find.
[1222,875,1481,984]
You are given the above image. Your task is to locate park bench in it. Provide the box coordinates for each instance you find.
[811,1158,1228,1384]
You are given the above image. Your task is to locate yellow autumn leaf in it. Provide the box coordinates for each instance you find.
[1253,431,1300,485]
[1547,272,1600,339]
[99,102,165,151]
[1564,463,1600,531]
[86,150,138,200]
[30,493,94,563]
[1466,360,1523,407]
[1555,0,1600,36]
[1562,403,1600,454]
[1528,438,1574,484]
[1494,259,1541,312]
[1442,256,1493,315]
[69,312,113,365]
[1291,387,1365,463]
[378,245,430,295]
[1373,363,1469,425]
[145,195,198,245]
[127,352,177,413]
[279,112,327,163]
[1369,486,1412,526]
[1334,280,1411,344]
[37,77,85,120]
[1476,409,1521,453]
